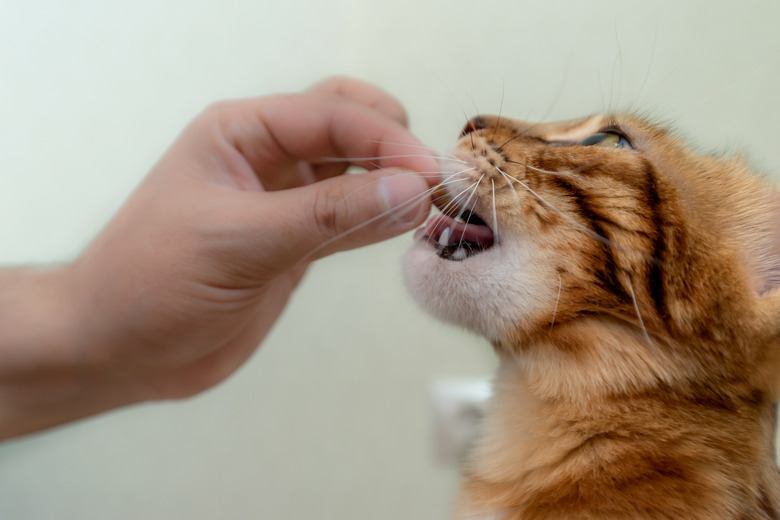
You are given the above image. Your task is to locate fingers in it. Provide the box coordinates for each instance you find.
[306,76,409,127]
[239,169,432,272]
[302,77,412,185]
[189,90,439,190]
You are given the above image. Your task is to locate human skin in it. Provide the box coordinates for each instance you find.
[0,77,438,440]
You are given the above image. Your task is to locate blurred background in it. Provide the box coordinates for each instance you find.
[1,1,779,519]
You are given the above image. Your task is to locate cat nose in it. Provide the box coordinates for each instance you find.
[460,116,490,137]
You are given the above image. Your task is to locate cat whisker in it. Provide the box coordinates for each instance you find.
[426,180,482,249]
[341,167,475,201]
[551,274,562,329]
[455,176,485,246]
[491,179,500,246]
[496,132,524,153]
[495,115,561,152]
[319,153,453,164]
[628,280,657,355]
[489,79,506,144]
[630,23,659,114]
[496,168,522,207]
[495,167,619,249]
[496,167,660,265]
[505,159,583,177]
[301,182,439,263]
[364,140,465,163]
[666,65,764,120]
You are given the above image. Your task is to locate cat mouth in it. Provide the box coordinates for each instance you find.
[416,188,496,261]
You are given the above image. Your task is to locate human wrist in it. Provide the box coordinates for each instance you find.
[0,265,140,440]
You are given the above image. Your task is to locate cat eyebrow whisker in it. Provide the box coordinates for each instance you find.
[496,132,524,153]
[489,79,506,144]
[495,117,553,152]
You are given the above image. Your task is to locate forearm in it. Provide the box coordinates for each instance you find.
[0,266,138,440]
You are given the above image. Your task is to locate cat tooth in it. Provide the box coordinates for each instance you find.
[438,227,452,249]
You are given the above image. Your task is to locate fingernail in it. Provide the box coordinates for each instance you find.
[379,172,429,225]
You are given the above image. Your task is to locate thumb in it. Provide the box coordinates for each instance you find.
[247,169,432,270]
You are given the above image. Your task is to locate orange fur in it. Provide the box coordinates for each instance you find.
[404,114,780,519]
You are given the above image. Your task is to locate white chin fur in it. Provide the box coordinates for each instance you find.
[403,236,550,342]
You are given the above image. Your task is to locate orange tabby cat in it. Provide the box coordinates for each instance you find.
[404,114,780,519]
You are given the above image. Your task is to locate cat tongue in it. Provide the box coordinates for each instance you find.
[425,214,495,249]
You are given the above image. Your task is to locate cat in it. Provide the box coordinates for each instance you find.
[403,113,780,519]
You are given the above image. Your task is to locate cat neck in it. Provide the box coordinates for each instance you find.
[471,321,670,485]
[459,318,779,518]
[498,317,681,401]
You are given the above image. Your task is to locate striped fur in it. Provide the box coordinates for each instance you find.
[404,114,780,519]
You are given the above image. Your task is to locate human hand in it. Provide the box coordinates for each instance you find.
[0,77,437,438]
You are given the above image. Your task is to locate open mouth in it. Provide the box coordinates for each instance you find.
[420,187,496,261]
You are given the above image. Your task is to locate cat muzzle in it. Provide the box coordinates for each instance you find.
[416,186,496,261]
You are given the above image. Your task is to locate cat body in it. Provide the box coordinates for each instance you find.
[404,114,780,519]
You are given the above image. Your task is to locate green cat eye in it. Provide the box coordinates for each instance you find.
[580,132,630,149]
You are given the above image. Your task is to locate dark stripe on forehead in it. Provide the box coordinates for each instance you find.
[643,162,669,323]
[549,177,629,302]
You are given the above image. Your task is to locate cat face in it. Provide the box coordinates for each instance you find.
[404,113,777,350]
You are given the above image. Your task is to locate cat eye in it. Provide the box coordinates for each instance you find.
[580,132,631,149]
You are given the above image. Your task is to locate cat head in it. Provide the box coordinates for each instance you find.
[404,114,780,361]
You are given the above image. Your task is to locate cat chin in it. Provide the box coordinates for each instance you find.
[403,236,551,342]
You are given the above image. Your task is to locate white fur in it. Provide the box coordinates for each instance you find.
[403,143,560,342]
[403,234,554,343]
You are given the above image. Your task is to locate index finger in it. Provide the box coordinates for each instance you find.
[306,76,409,128]
[196,93,440,188]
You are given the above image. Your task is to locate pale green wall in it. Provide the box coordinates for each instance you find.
[1,1,778,519]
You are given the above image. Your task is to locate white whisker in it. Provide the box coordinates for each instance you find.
[365,140,464,162]
[320,154,455,163]
[456,176,484,245]
[427,179,481,248]
[666,65,764,119]
[302,183,437,262]
[507,160,582,177]
[342,167,475,201]
[628,280,657,355]
[491,179,499,246]
[496,167,625,252]
[551,274,562,328]
[498,166,660,264]
[496,168,522,207]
